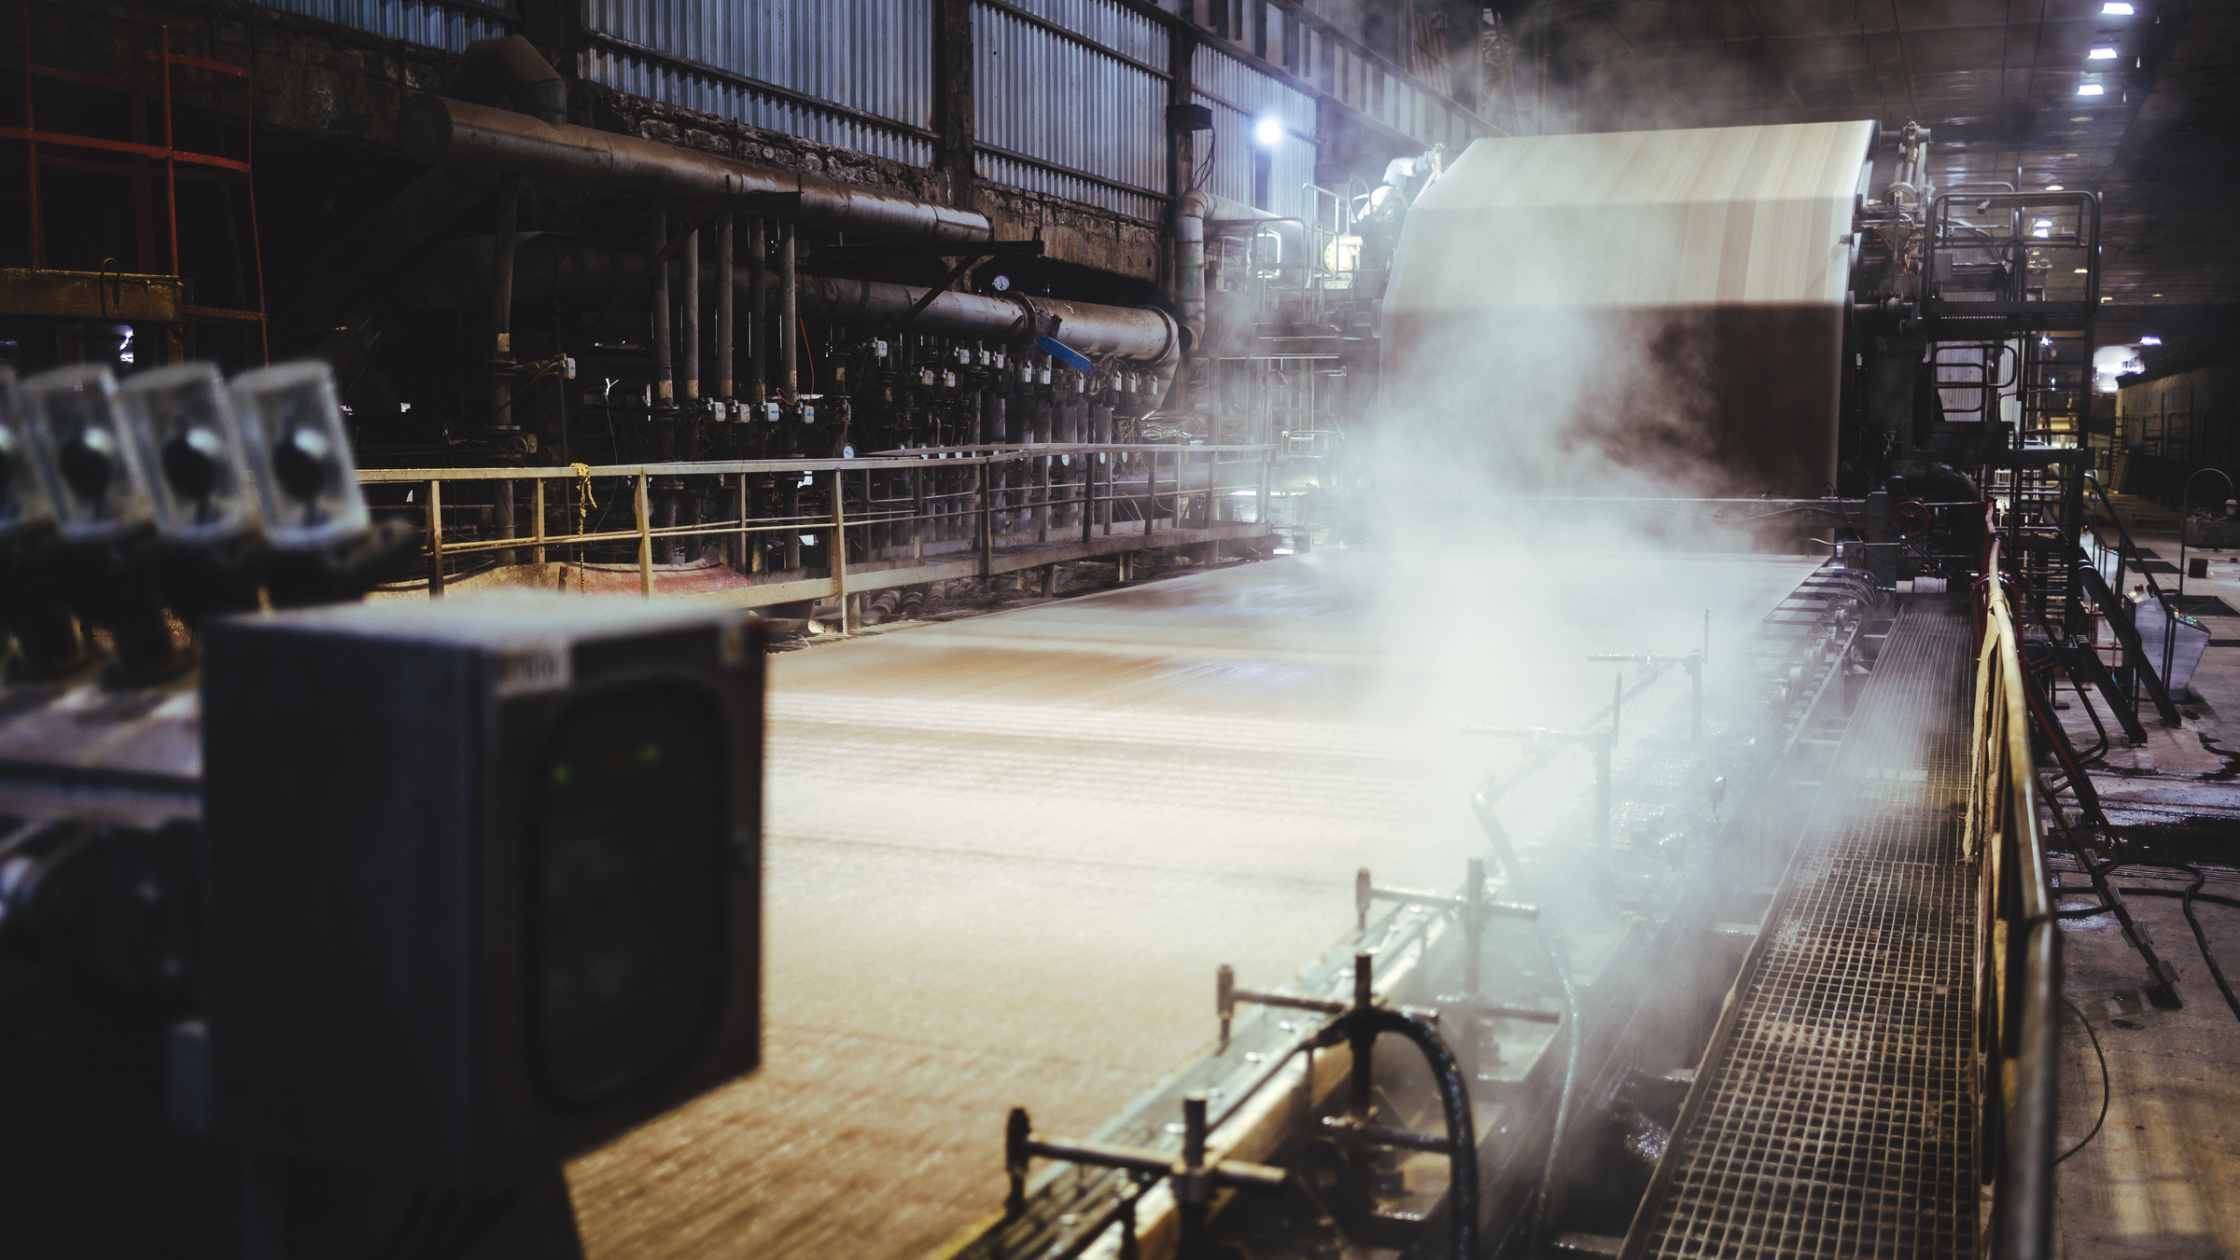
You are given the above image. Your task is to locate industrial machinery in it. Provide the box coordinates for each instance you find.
[944,561,1887,1260]
[0,360,766,1258]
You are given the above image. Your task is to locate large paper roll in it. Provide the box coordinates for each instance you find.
[1379,121,1877,499]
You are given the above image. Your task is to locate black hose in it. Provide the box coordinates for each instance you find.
[2055,997,2109,1166]
[2055,862,2240,1025]
[1318,1006,1479,1260]
[1473,788,1581,1253]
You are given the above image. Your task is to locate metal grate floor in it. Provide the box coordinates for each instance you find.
[1636,599,1980,1259]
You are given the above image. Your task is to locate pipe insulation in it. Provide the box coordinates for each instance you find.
[400,96,993,244]
[423,237,1183,366]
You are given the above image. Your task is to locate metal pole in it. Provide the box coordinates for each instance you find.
[682,224,701,403]
[718,212,735,399]
[426,478,444,597]
[979,461,994,578]
[832,469,849,633]
[748,217,769,402]
[780,221,799,397]
[635,472,654,596]
[651,211,674,407]
[532,478,546,566]
[736,475,749,573]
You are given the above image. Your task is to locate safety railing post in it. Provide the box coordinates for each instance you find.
[913,466,926,561]
[736,475,750,573]
[1146,450,1157,539]
[426,478,444,597]
[634,472,653,596]
[532,478,546,566]
[978,460,994,578]
[1082,449,1095,546]
[832,468,849,633]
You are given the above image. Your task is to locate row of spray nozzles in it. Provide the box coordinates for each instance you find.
[0,360,368,551]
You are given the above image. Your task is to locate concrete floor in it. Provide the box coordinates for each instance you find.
[560,548,1822,1259]
[2054,495,2240,1258]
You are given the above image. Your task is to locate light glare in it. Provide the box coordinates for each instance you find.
[1252,115,1284,147]
[2076,83,2106,96]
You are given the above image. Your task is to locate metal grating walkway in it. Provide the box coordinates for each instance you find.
[1635,598,1980,1259]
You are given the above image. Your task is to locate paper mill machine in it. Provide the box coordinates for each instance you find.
[939,117,2086,1260]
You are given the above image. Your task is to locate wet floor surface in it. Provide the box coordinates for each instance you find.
[564,550,1824,1259]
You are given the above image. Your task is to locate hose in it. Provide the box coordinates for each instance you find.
[2054,997,2109,1166]
[2054,862,2240,1025]
[1473,787,1581,1253]
[1315,1006,1479,1260]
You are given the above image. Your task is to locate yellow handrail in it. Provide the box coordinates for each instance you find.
[1969,537,2059,1259]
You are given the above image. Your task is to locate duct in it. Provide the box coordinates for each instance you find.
[400,96,993,244]
[443,238,1182,367]
[1171,189,1209,352]
[452,36,566,126]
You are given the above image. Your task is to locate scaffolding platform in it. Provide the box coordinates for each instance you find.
[1630,597,1982,1258]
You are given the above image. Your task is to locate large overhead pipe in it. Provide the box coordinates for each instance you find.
[458,239,1182,366]
[401,96,993,244]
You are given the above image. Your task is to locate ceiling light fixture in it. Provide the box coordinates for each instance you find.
[2101,1,2134,14]
[2075,267,2090,274]
[2076,83,2106,97]
[2089,47,2119,60]
[2045,184,2064,191]
[2139,335,2162,346]
[1252,115,1284,147]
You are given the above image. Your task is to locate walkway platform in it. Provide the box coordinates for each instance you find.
[1631,597,1982,1258]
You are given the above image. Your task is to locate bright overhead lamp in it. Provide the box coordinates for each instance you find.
[2101,295,2113,303]
[2089,47,2119,60]
[1251,115,1284,147]
[2139,335,2163,346]
[2074,267,2090,274]
[2076,83,2106,97]
[2152,292,2163,297]
[2045,183,2064,191]
[2101,2,2134,14]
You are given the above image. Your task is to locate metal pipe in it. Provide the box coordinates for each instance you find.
[748,217,769,402]
[683,224,701,402]
[401,96,992,243]
[650,211,673,406]
[718,213,735,399]
[1173,189,1208,352]
[474,238,1183,366]
[780,221,799,397]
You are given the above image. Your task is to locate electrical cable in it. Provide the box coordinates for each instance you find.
[2053,861,2240,1024]
[2055,996,2108,1166]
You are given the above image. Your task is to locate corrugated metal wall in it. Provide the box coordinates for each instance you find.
[578,0,937,167]
[252,0,515,52]
[254,0,1479,225]
[1193,45,1316,219]
[973,0,1168,222]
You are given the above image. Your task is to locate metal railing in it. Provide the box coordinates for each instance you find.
[1968,539,2059,1259]
[358,443,1277,627]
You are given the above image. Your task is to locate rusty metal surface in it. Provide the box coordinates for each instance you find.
[399,96,991,243]
[0,267,183,322]
[562,549,1825,1259]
